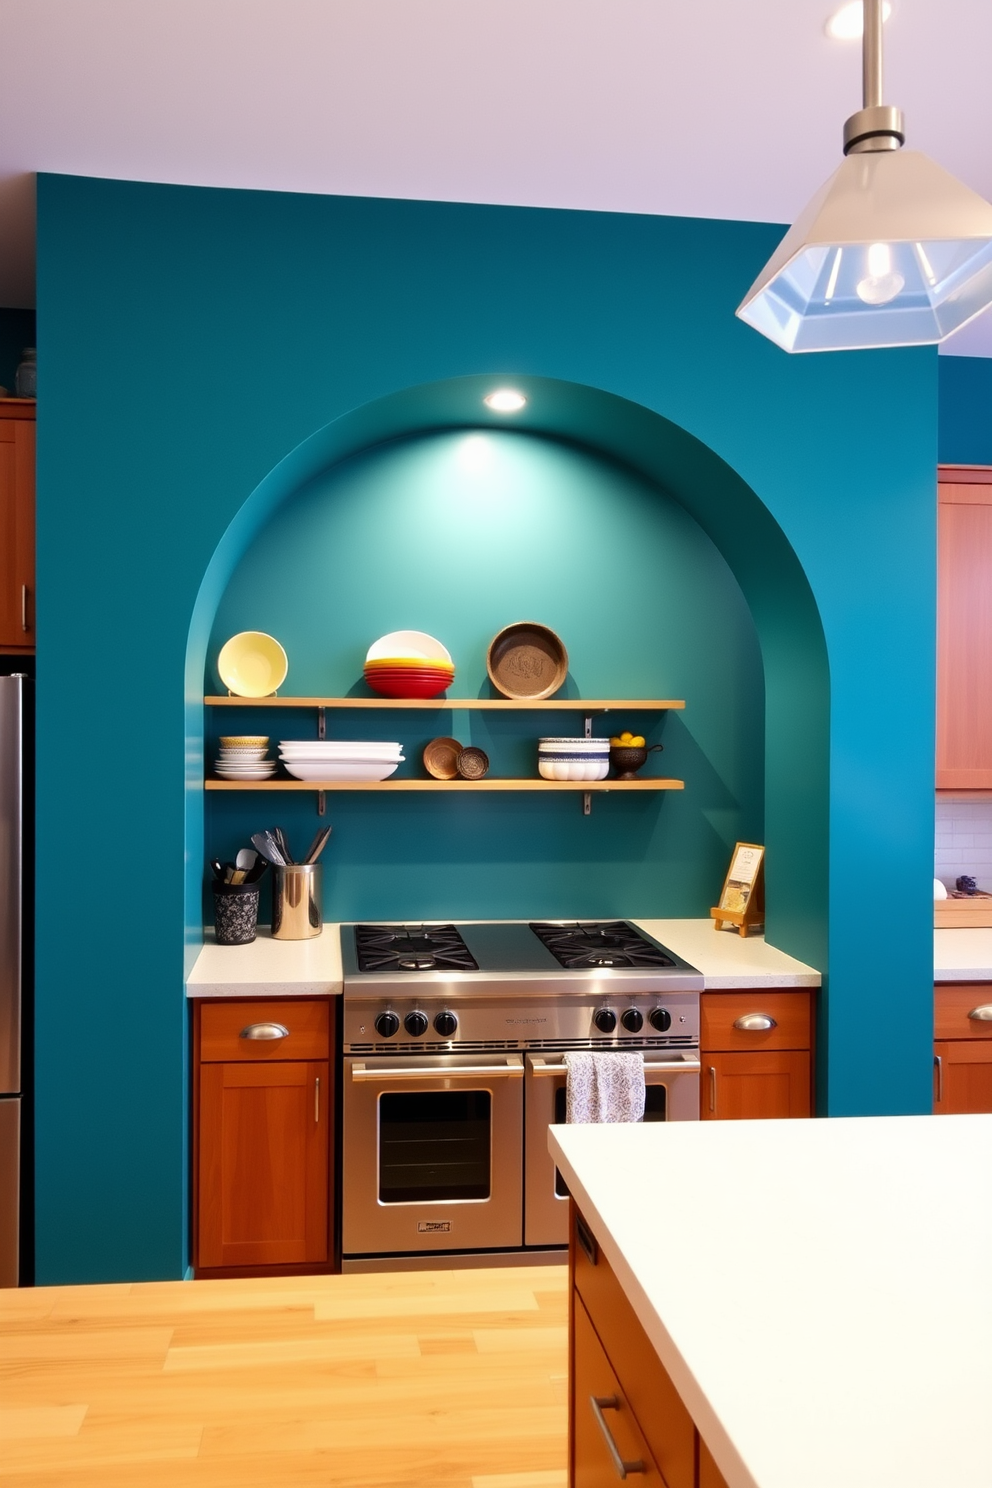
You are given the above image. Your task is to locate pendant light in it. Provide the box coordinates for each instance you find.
[736,0,992,352]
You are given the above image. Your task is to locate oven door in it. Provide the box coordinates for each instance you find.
[523,1051,701,1248]
[342,1052,524,1256]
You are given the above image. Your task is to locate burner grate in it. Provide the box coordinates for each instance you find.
[530,920,677,970]
[354,923,479,974]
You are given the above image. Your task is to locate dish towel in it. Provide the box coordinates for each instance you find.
[563,1051,646,1124]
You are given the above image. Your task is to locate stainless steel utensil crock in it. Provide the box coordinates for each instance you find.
[272,863,322,939]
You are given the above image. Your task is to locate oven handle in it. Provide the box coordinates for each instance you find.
[350,1057,525,1082]
[527,1054,701,1076]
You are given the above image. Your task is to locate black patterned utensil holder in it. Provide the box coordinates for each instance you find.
[213,881,260,945]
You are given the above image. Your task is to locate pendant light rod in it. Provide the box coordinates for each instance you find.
[844,0,903,155]
[862,0,882,110]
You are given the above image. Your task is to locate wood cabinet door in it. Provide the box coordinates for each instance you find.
[937,473,992,788]
[198,1059,329,1268]
[933,1041,992,1114]
[0,415,35,649]
[573,1295,665,1488]
[698,1436,731,1488]
[702,1050,811,1120]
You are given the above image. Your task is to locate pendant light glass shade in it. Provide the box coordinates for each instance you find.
[737,151,992,352]
[737,0,992,352]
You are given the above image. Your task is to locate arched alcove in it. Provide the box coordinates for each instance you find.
[186,374,828,970]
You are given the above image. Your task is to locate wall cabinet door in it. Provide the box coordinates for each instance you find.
[937,472,992,788]
[198,1059,329,1268]
[0,411,35,650]
[933,1041,992,1114]
[702,1050,811,1120]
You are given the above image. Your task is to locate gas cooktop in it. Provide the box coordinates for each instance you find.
[343,920,701,995]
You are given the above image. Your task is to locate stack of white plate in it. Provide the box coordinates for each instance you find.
[537,736,610,781]
[278,741,406,782]
[215,735,276,780]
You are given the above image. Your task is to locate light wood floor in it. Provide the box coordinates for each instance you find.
[0,1265,568,1488]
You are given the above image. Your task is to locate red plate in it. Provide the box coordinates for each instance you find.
[365,674,452,698]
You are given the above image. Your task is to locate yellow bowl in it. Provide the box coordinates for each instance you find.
[364,656,454,670]
[217,633,288,697]
[219,735,270,747]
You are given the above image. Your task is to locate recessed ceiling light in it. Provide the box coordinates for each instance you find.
[484,389,527,413]
[825,1,890,41]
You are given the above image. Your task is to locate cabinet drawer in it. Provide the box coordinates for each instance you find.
[199,999,330,1061]
[701,990,811,1051]
[573,1210,694,1488]
[573,1295,665,1488]
[934,985,992,1040]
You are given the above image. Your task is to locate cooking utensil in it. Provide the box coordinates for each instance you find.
[304,825,332,864]
[486,622,568,700]
[456,746,490,780]
[216,631,289,697]
[210,859,225,881]
[423,736,462,780]
[230,847,258,885]
[272,826,293,864]
[251,830,286,867]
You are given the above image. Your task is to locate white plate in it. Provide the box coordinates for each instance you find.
[215,770,277,780]
[278,751,404,762]
[365,631,453,665]
[214,764,277,773]
[281,759,403,781]
[275,744,404,755]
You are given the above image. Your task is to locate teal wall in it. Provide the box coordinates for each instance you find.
[938,356,992,464]
[206,427,764,923]
[35,175,937,1283]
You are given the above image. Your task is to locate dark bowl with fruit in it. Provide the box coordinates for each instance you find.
[609,740,663,780]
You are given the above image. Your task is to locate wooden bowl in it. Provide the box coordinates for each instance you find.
[486,623,568,700]
[456,746,490,780]
[423,736,462,780]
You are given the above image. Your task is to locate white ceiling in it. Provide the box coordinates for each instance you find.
[3,0,991,354]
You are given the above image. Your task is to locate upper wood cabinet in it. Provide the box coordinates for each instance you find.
[0,401,35,652]
[937,466,992,789]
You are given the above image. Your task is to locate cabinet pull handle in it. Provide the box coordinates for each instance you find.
[239,1022,289,1040]
[590,1396,646,1479]
[315,1076,320,1124]
[934,1054,943,1105]
[576,1213,598,1267]
[733,1012,777,1031]
[21,584,28,632]
[967,1004,992,1022]
[709,1065,716,1114]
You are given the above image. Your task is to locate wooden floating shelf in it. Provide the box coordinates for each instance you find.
[205,778,684,792]
[204,696,684,711]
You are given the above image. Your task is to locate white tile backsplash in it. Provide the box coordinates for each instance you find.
[935,801,992,888]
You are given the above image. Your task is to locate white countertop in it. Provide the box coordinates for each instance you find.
[185,918,820,997]
[186,927,343,997]
[634,919,819,987]
[550,1116,992,1488]
[934,926,992,981]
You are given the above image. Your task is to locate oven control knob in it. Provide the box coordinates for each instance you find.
[375,1012,400,1038]
[434,1010,458,1038]
[621,1008,643,1034]
[594,1008,617,1034]
[649,1007,672,1032]
[404,1011,429,1038]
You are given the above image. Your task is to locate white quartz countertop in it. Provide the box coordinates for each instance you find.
[185,918,820,997]
[186,927,343,997]
[550,1115,992,1488]
[934,926,992,980]
[633,919,819,987]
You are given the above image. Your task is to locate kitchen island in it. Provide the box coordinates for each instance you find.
[550,1115,992,1488]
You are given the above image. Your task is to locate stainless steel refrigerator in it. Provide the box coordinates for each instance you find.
[0,674,25,1286]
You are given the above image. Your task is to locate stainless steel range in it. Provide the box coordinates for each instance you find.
[341,920,703,1265]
